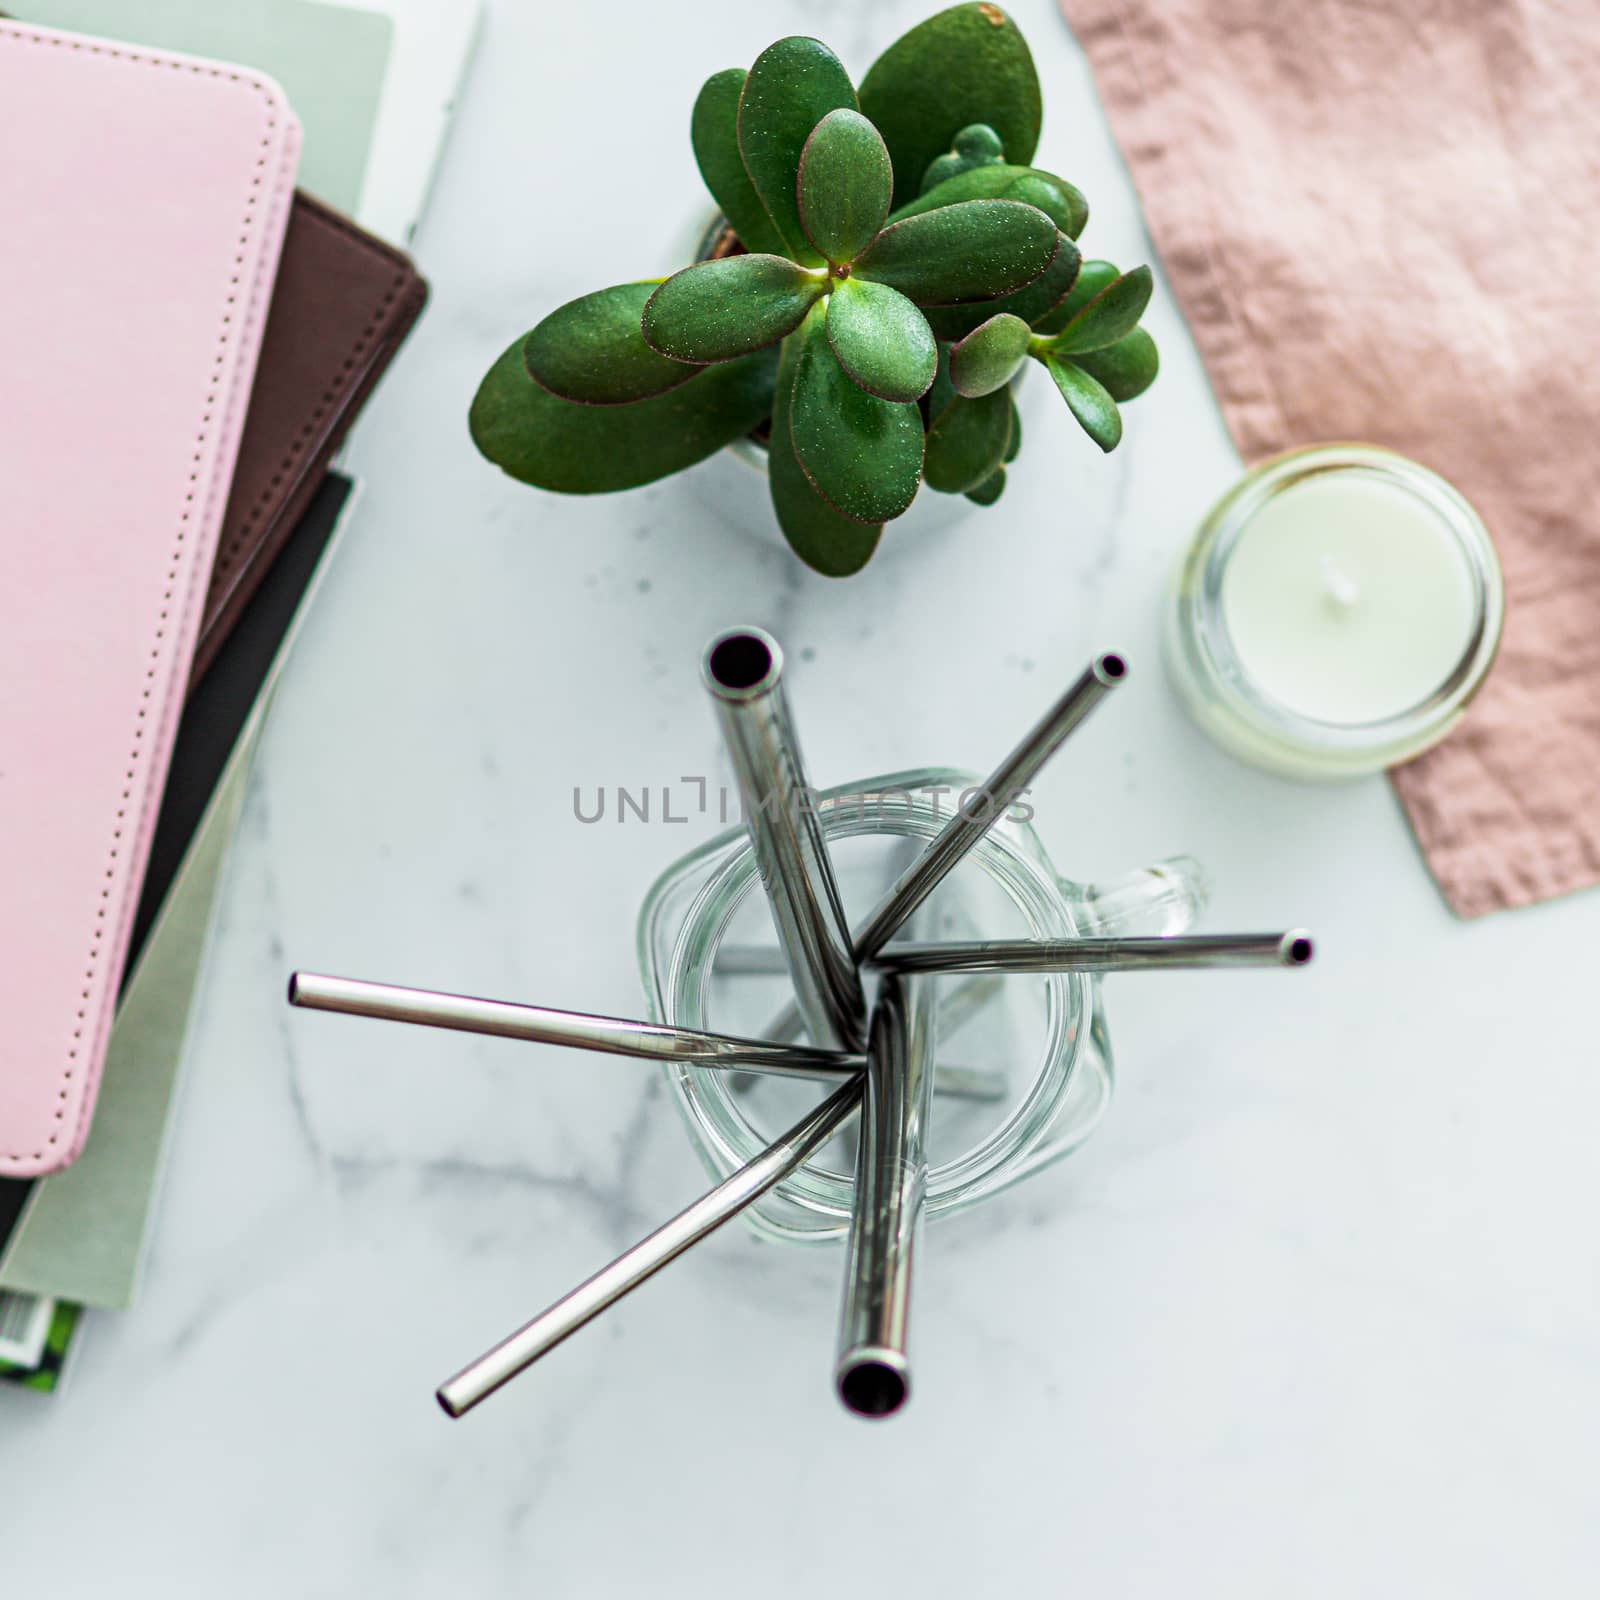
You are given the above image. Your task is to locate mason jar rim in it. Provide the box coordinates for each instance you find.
[649,768,1093,1237]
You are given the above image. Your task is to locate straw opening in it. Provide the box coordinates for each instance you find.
[706,630,779,695]
[838,1358,909,1418]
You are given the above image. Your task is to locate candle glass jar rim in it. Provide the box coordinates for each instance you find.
[1173,443,1504,758]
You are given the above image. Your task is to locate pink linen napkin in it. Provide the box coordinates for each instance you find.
[1059,0,1600,916]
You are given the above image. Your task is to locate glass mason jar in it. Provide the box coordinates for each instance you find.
[1164,444,1504,780]
[637,769,1208,1243]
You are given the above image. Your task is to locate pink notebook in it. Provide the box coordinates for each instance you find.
[0,22,300,1176]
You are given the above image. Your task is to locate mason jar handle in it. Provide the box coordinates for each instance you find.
[1064,855,1210,939]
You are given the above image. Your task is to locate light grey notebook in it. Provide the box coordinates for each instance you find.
[0,760,245,1309]
[21,0,392,218]
[340,0,484,243]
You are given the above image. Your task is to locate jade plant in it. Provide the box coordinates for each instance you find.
[471,4,1159,575]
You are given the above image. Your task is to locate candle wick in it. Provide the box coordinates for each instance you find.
[1319,554,1360,610]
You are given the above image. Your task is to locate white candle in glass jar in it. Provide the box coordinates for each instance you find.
[1165,445,1503,780]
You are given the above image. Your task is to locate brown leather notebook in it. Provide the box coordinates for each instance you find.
[189,190,427,686]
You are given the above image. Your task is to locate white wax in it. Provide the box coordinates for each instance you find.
[1220,472,1478,725]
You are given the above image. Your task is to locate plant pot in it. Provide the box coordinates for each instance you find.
[685,428,990,555]
[669,211,1027,560]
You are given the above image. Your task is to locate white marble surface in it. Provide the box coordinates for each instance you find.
[4,1,1597,1591]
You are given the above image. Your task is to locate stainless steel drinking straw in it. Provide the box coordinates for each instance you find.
[711,945,802,976]
[849,652,1128,960]
[436,1076,864,1417]
[873,930,1315,975]
[279,627,1319,1424]
[704,626,866,1052]
[287,973,862,1082]
[715,945,1007,1102]
[723,953,1004,1056]
[835,970,937,1419]
[760,652,1127,1045]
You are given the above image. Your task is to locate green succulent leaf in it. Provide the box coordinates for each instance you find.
[738,37,857,267]
[1046,266,1154,355]
[1005,393,1022,461]
[948,312,1033,397]
[790,304,923,523]
[691,70,789,257]
[860,3,1042,210]
[920,122,1006,192]
[523,282,697,406]
[471,336,778,493]
[924,343,957,421]
[853,199,1057,306]
[923,385,1012,494]
[998,172,1088,238]
[965,466,1006,506]
[825,277,937,402]
[642,255,824,364]
[892,163,1088,238]
[1043,355,1123,451]
[797,108,892,265]
[1071,327,1159,402]
[1033,259,1119,335]
[768,328,882,575]
[921,230,1081,340]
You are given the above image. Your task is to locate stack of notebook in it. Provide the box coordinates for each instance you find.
[0,1,481,1392]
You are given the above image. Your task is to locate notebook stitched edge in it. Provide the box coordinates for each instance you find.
[200,199,419,631]
[0,24,291,1168]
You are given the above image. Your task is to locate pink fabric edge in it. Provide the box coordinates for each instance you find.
[1056,0,1593,919]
